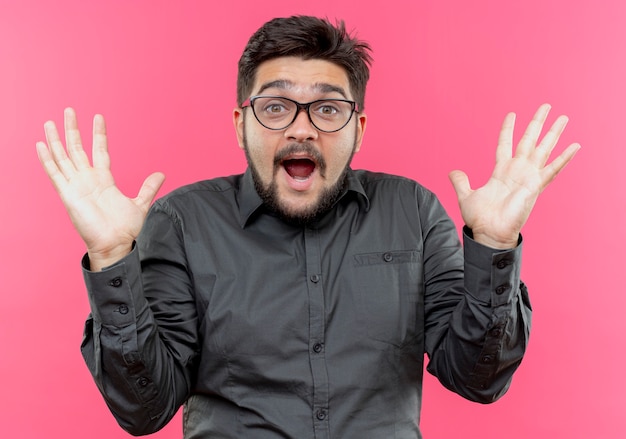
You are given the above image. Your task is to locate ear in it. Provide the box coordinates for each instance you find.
[353,112,367,153]
[233,107,245,149]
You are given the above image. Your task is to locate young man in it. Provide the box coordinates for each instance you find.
[36,15,579,439]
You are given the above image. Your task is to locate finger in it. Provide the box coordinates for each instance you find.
[531,115,569,167]
[516,103,551,157]
[64,108,91,170]
[36,140,69,193]
[135,172,166,211]
[496,112,516,164]
[448,170,472,201]
[540,142,581,187]
[44,119,77,179]
[92,114,111,170]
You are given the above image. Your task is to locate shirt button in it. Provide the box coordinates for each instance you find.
[109,277,123,287]
[482,354,495,364]
[313,343,324,353]
[137,377,149,387]
[495,285,508,295]
[316,409,327,421]
[383,252,393,262]
[496,260,508,269]
[310,274,320,283]
[118,304,129,315]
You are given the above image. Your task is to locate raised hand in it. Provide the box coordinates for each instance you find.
[36,108,165,270]
[449,104,580,249]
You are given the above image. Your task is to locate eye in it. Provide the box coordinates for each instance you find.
[263,102,288,114]
[312,101,341,117]
[319,105,338,115]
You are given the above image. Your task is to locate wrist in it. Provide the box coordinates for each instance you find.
[87,243,133,271]
[470,231,519,250]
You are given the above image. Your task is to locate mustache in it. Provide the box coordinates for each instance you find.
[273,143,326,174]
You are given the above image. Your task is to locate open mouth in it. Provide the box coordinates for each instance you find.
[283,158,316,181]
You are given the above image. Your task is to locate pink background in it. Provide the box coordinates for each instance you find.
[1,0,624,437]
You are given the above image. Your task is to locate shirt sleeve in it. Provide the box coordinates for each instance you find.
[421,191,532,403]
[80,200,199,435]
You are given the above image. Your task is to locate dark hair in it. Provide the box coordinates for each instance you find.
[237,16,373,109]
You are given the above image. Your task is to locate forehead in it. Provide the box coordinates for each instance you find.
[252,57,351,99]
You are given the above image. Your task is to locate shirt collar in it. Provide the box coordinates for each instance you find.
[237,167,370,228]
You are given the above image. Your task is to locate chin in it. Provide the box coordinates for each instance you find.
[272,199,325,227]
[249,157,348,227]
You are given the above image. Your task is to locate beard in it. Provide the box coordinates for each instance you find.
[243,132,357,227]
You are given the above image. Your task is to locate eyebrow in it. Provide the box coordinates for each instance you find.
[256,79,348,99]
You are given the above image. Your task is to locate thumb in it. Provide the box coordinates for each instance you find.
[135,172,166,210]
[448,170,471,201]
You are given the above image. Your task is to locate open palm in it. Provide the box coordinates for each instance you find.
[36,108,165,270]
[449,104,580,249]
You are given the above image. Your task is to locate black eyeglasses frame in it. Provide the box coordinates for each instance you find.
[241,95,360,133]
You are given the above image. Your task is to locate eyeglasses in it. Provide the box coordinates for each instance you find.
[241,95,359,133]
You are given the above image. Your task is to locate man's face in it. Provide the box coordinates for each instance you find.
[233,57,367,224]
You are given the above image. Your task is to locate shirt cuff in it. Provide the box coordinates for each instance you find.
[462,226,523,306]
[81,246,149,327]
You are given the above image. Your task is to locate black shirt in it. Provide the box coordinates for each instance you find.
[81,168,530,438]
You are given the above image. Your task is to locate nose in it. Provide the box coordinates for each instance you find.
[284,107,318,142]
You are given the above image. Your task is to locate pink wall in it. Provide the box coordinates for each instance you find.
[1,0,624,437]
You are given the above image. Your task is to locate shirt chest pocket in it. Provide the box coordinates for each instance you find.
[353,250,424,347]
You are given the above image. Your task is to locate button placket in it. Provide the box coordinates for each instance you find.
[304,228,330,436]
